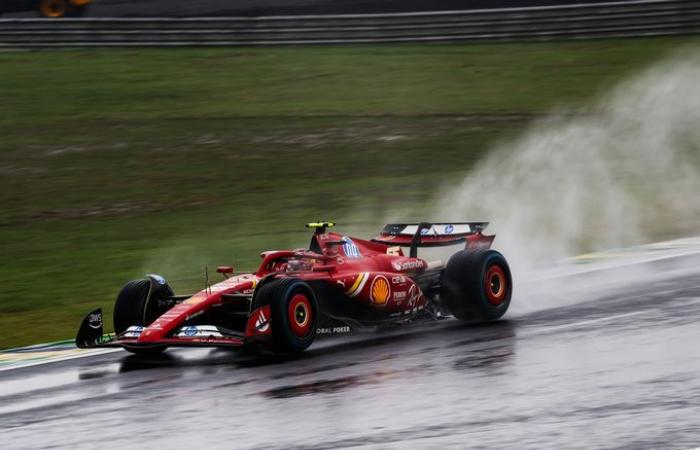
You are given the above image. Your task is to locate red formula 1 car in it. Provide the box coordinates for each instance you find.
[76,222,512,355]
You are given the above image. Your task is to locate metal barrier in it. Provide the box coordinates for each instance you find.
[1,0,699,47]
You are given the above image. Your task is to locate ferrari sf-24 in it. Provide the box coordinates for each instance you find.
[76,222,512,354]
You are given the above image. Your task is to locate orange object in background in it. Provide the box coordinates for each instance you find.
[1,0,93,18]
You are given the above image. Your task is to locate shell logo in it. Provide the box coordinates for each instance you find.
[370,276,391,305]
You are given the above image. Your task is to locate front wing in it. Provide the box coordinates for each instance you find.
[75,308,245,350]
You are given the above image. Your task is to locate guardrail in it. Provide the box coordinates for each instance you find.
[1,0,699,47]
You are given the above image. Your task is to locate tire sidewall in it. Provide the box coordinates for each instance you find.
[113,279,151,334]
[257,278,319,353]
[113,278,173,333]
[443,249,512,321]
[474,251,512,319]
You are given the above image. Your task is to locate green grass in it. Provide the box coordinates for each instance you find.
[1,37,698,348]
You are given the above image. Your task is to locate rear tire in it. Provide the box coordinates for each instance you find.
[253,278,318,353]
[441,249,512,322]
[113,278,173,355]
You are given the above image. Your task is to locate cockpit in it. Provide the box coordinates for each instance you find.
[261,255,318,274]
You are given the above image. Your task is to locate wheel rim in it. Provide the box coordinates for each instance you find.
[40,0,68,18]
[484,265,507,306]
[288,293,312,337]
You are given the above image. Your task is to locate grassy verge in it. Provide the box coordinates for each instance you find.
[1,37,698,348]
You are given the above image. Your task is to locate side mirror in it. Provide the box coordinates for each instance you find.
[217,266,234,278]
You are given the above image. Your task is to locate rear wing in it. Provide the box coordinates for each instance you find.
[372,222,493,257]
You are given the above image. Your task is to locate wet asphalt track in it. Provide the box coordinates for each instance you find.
[2,257,700,449]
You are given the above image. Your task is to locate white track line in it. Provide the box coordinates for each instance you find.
[0,348,121,373]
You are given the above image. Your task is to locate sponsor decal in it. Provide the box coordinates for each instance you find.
[391,275,406,284]
[342,237,362,258]
[408,284,419,307]
[177,325,224,338]
[393,291,407,302]
[392,259,426,272]
[370,276,391,306]
[386,246,401,256]
[317,326,351,335]
[344,272,369,298]
[122,325,144,338]
[395,284,422,315]
[444,224,454,234]
[255,310,270,332]
[88,312,102,329]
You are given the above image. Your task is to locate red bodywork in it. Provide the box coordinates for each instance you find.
[79,223,494,350]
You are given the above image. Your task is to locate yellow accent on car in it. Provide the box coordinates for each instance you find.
[71,0,92,6]
[306,222,335,228]
[344,273,363,295]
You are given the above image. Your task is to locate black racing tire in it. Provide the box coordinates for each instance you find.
[113,278,172,355]
[441,249,512,322]
[253,278,318,353]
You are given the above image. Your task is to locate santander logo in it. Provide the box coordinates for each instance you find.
[392,259,426,272]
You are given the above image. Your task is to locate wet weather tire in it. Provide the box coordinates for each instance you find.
[253,278,318,353]
[441,249,512,322]
[113,278,172,355]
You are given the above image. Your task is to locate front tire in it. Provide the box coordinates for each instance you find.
[253,278,319,353]
[113,278,173,355]
[441,249,512,322]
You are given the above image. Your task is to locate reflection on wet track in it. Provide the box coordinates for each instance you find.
[2,262,700,449]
